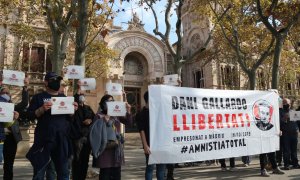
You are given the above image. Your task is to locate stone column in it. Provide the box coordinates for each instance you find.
[28,43,32,72]
[44,44,48,74]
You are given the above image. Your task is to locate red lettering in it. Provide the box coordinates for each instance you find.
[191,114,196,130]
[232,114,238,128]
[198,114,206,130]
[225,114,231,128]
[245,113,251,127]
[216,114,224,128]
[208,114,214,129]
[238,113,244,127]
[182,114,190,130]
[173,115,180,131]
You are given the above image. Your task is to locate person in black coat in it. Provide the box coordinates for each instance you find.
[71,91,95,180]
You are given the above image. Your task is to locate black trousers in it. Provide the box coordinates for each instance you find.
[283,135,298,167]
[3,133,17,180]
[219,158,235,168]
[72,140,91,180]
[99,167,121,180]
[276,136,284,164]
[259,152,277,170]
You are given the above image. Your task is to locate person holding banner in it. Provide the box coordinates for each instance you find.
[91,94,131,180]
[1,78,29,180]
[26,72,78,180]
[136,91,166,180]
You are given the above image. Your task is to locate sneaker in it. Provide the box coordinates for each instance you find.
[277,163,282,167]
[292,164,300,169]
[229,167,238,171]
[243,163,249,167]
[272,167,285,174]
[221,167,228,171]
[282,166,290,170]
[261,169,270,177]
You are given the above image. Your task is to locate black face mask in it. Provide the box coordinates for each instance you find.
[48,80,61,91]
[283,104,290,110]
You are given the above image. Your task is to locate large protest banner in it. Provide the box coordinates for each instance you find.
[148,85,280,164]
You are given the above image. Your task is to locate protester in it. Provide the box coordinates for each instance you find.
[281,111,300,169]
[136,91,166,180]
[71,91,95,180]
[1,78,29,180]
[242,156,251,167]
[90,94,132,180]
[219,158,237,171]
[26,72,78,180]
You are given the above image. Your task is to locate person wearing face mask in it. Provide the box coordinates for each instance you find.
[71,90,95,180]
[90,94,132,180]
[1,78,29,180]
[26,72,78,180]
[280,99,300,170]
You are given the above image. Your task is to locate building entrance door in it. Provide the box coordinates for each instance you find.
[124,87,141,132]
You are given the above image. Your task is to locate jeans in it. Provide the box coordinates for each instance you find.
[283,135,298,167]
[145,154,166,180]
[242,156,251,165]
[3,133,17,180]
[33,159,69,180]
[0,142,3,164]
[219,158,235,168]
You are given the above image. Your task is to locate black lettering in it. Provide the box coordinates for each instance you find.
[180,97,186,110]
[172,96,179,109]
[242,99,247,110]
[186,97,194,110]
[202,98,208,109]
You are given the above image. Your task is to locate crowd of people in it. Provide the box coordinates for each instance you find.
[0,71,300,180]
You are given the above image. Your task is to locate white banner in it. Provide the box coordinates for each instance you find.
[0,102,14,122]
[2,70,25,86]
[107,101,126,117]
[148,85,280,164]
[289,110,300,121]
[51,97,74,115]
[79,78,96,91]
[106,83,122,96]
[163,74,179,86]
[64,65,85,79]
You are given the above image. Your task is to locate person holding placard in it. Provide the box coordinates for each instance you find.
[90,94,131,180]
[1,78,29,180]
[26,72,78,180]
[136,91,166,180]
[71,91,95,180]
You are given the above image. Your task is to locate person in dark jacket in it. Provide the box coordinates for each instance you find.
[136,91,166,180]
[26,72,78,180]
[281,109,300,169]
[71,91,95,180]
[1,77,29,180]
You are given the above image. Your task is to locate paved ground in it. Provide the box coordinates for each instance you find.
[1,133,300,180]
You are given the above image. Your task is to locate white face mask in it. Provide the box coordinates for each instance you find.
[1,94,10,102]
[79,95,85,103]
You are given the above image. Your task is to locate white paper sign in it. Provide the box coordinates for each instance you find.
[64,65,85,79]
[106,83,122,96]
[79,78,96,91]
[163,74,179,86]
[148,85,280,164]
[107,101,126,117]
[51,97,74,115]
[2,70,25,86]
[0,102,14,122]
[289,110,300,121]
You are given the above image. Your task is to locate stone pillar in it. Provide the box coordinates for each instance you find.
[44,44,48,74]
[28,43,32,72]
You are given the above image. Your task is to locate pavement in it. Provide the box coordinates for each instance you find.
[1,133,300,180]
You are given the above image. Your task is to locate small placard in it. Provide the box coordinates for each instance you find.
[163,74,179,86]
[64,65,85,79]
[79,78,96,91]
[0,102,14,122]
[106,83,123,96]
[2,70,25,86]
[51,97,74,115]
[289,110,300,121]
[107,101,126,117]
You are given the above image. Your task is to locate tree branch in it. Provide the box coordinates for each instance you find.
[255,0,278,35]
